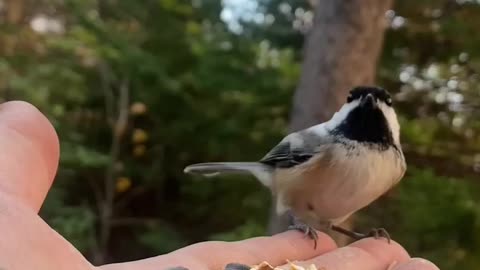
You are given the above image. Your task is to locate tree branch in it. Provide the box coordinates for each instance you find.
[99,63,116,127]
[97,76,130,264]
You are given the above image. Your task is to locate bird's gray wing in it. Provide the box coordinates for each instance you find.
[259,131,329,168]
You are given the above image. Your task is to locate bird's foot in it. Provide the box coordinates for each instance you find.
[366,227,391,242]
[287,216,318,249]
[331,225,391,243]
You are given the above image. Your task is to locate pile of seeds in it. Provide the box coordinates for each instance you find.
[249,261,322,270]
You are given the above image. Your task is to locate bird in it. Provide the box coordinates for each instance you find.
[183,86,406,251]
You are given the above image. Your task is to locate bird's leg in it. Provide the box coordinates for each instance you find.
[330,225,391,243]
[287,212,319,249]
[224,263,251,270]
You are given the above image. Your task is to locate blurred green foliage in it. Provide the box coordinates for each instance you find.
[1,0,480,268]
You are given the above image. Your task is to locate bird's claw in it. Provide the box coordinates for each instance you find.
[330,225,392,243]
[366,227,391,243]
[288,222,319,249]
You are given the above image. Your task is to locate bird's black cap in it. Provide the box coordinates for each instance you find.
[347,86,392,105]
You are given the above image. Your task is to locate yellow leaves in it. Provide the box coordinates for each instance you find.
[130,102,148,157]
[133,144,146,157]
[116,176,131,193]
[132,128,149,144]
[130,102,147,116]
[130,106,148,155]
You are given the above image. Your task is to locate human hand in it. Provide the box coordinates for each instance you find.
[0,101,439,270]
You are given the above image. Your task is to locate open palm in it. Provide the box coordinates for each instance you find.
[0,101,438,270]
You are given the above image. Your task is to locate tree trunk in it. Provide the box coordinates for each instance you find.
[268,0,393,245]
[6,0,25,25]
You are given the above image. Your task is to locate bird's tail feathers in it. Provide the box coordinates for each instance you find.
[183,162,272,187]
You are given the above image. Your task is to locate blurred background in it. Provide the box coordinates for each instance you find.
[1,0,480,269]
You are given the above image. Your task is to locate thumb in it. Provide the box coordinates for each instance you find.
[0,101,60,212]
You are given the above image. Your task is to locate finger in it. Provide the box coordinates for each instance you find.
[100,230,337,270]
[277,238,410,270]
[181,230,336,270]
[392,258,440,270]
[0,101,60,212]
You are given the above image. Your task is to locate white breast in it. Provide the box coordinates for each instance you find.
[273,142,405,228]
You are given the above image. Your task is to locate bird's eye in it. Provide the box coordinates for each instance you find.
[346,94,354,103]
[385,97,393,106]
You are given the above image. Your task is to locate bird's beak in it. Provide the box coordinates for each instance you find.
[361,94,377,108]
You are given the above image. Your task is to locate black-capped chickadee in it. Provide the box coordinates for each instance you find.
[184,86,406,248]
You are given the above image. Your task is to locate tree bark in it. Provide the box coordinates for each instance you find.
[268,0,394,245]
[6,0,25,25]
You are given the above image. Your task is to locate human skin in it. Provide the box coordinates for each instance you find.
[0,101,439,270]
